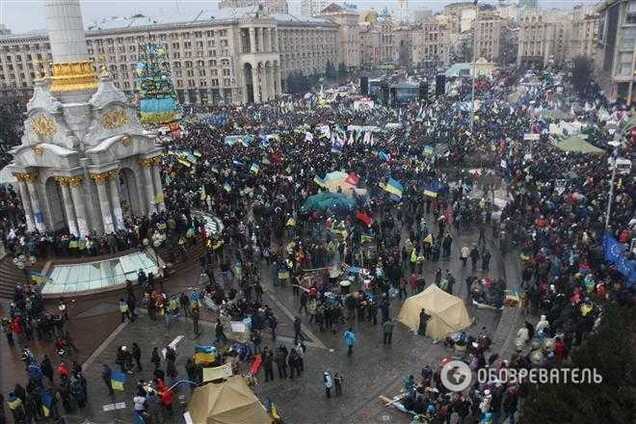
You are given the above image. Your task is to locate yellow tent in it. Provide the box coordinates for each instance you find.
[398,284,472,339]
[187,376,272,424]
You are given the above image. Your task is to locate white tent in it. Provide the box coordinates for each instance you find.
[398,284,472,339]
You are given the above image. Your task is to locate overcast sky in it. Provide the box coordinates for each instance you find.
[0,0,601,34]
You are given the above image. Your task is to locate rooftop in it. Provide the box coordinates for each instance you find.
[0,7,333,41]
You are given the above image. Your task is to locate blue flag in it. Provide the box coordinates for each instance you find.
[603,233,636,286]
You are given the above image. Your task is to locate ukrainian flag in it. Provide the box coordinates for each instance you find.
[111,371,127,391]
[382,178,403,199]
[194,345,216,365]
[41,392,53,417]
[423,190,438,198]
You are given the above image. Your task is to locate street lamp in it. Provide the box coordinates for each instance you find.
[470,0,479,134]
[605,143,621,230]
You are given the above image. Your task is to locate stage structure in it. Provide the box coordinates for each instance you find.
[8,0,165,237]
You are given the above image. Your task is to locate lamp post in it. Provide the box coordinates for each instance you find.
[605,146,620,230]
[470,0,479,134]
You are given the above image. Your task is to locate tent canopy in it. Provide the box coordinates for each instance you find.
[188,376,271,424]
[556,136,605,154]
[397,284,472,339]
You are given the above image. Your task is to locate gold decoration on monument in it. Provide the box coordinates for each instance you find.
[54,176,70,185]
[32,144,45,156]
[15,172,39,183]
[31,114,57,138]
[50,60,98,92]
[101,107,129,129]
[90,172,112,184]
[68,176,83,188]
[138,156,161,168]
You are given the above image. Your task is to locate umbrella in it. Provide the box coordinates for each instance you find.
[314,171,360,196]
[301,192,356,214]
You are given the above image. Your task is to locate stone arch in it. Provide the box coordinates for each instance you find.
[119,167,143,218]
[44,176,66,231]
[243,62,255,104]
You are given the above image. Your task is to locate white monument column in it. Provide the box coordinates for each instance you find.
[267,65,275,100]
[16,178,35,232]
[140,159,157,215]
[69,177,89,237]
[272,28,278,52]
[253,63,261,103]
[275,63,281,96]
[57,178,79,236]
[249,27,256,54]
[109,171,125,230]
[46,0,97,99]
[151,164,166,212]
[92,172,115,234]
[25,177,46,232]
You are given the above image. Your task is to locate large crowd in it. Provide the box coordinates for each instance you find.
[1,65,635,424]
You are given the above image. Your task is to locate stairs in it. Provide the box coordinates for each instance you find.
[0,256,31,300]
[157,240,207,276]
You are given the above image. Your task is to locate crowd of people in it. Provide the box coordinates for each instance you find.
[1,63,635,423]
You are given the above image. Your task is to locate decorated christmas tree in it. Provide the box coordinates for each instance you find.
[135,43,181,125]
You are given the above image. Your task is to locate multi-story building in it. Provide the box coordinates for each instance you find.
[517,8,598,68]
[276,15,339,79]
[474,12,504,63]
[443,2,478,35]
[411,20,451,67]
[319,3,360,70]
[359,25,381,66]
[301,0,328,18]
[0,8,338,104]
[517,11,561,67]
[595,0,636,103]
[569,7,598,59]
[218,0,289,14]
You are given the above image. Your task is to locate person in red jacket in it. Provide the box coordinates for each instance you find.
[554,337,568,363]
[57,361,70,379]
[155,378,174,416]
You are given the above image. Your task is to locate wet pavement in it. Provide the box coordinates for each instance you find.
[0,222,523,424]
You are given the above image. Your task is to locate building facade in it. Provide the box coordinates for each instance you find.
[411,21,451,67]
[319,3,361,70]
[0,9,338,104]
[276,17,339,83]
[474,12,504,63]
[596,0,636,102]
[218,0,289,14]
[517,7,598,68]
[301,0,328,18]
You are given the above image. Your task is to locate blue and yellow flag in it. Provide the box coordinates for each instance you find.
[41,391,53,417]
[111,371,127,391]
[194,345,216,365]
[381,177,403,199]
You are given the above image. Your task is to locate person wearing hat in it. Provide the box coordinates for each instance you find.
[323,370,333,398]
